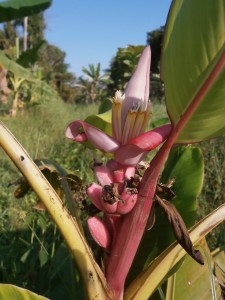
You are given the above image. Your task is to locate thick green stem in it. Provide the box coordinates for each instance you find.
[0,121,111,300]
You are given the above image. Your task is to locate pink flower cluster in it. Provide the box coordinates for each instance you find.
[87,160,138,249]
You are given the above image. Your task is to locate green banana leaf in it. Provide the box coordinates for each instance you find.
[85,109,112,136]
[162,0,225,143]
[167,240,222,300]
[0,0,51,23]
[0,51,61,102]
[127,145,204,285]
[0,284,49,300]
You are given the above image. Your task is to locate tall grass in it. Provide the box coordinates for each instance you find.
[198,137,225,250]
[2,102,98,160]
[0,102,99,299]
[0,102,99,229]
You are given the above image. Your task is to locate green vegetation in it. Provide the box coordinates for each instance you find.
[1,99,166,297]
[0,102,98,299]
[0,100,224,299]
[0,1,224,299]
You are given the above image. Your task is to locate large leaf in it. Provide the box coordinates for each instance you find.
[0,51,61,102]
[0,284,49,300]
[126,146,204,284]
[170,240,222,300]
[162,0,225,142]
[0,0,51,23]
[125,204,225,300]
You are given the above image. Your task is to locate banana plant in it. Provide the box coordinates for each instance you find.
[0,0,51,23]
[0,0,225,299]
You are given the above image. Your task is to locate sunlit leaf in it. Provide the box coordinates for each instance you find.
[162,0,225,142]
[151,117,169,129]
[20,249,31,264]
[0,0,51,23]
[85,110,112,136]
[213,246,225,295]
[171,240,221,300]
[0,284,49,299]
[39,249,49,268]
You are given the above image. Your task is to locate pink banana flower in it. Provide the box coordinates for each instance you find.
[86,160,137,249]
[65,46,172,166]
[87,160,137,215]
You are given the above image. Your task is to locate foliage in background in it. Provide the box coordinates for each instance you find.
[0,1,76,104]
[35,43,76,103]
[146,26,164,73]
[15,12,46,49]
[107,45,144,93]
[0,101,100,298]
[75,63,110,104]
[0,21,18,58]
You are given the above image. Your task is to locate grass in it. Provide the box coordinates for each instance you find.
[197,137,225,250]
[0,101,99,299]
[2,101,98,159]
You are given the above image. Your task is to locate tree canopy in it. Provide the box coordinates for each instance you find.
[146,26,164,73]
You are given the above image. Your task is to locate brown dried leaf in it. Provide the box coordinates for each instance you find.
[33,201,46,211]
[156,178,176,200]
[11,177,30,198]
[156,195,204,265]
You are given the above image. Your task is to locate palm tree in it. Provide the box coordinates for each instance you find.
[76,63,110,103]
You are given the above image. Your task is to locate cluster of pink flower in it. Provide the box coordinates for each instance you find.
[65,46,171,250]
[87,160,138,249]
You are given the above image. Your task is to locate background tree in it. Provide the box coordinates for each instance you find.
[14,13,46,50]
[0,13,46,57]
[75,63,110,103]
[0,22,18,58]
[36,43,76,102]
[146,26,164,73]
[0,11,76,103]
[107,45,144,94]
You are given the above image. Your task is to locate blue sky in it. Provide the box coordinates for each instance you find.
[44,0,172,77]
